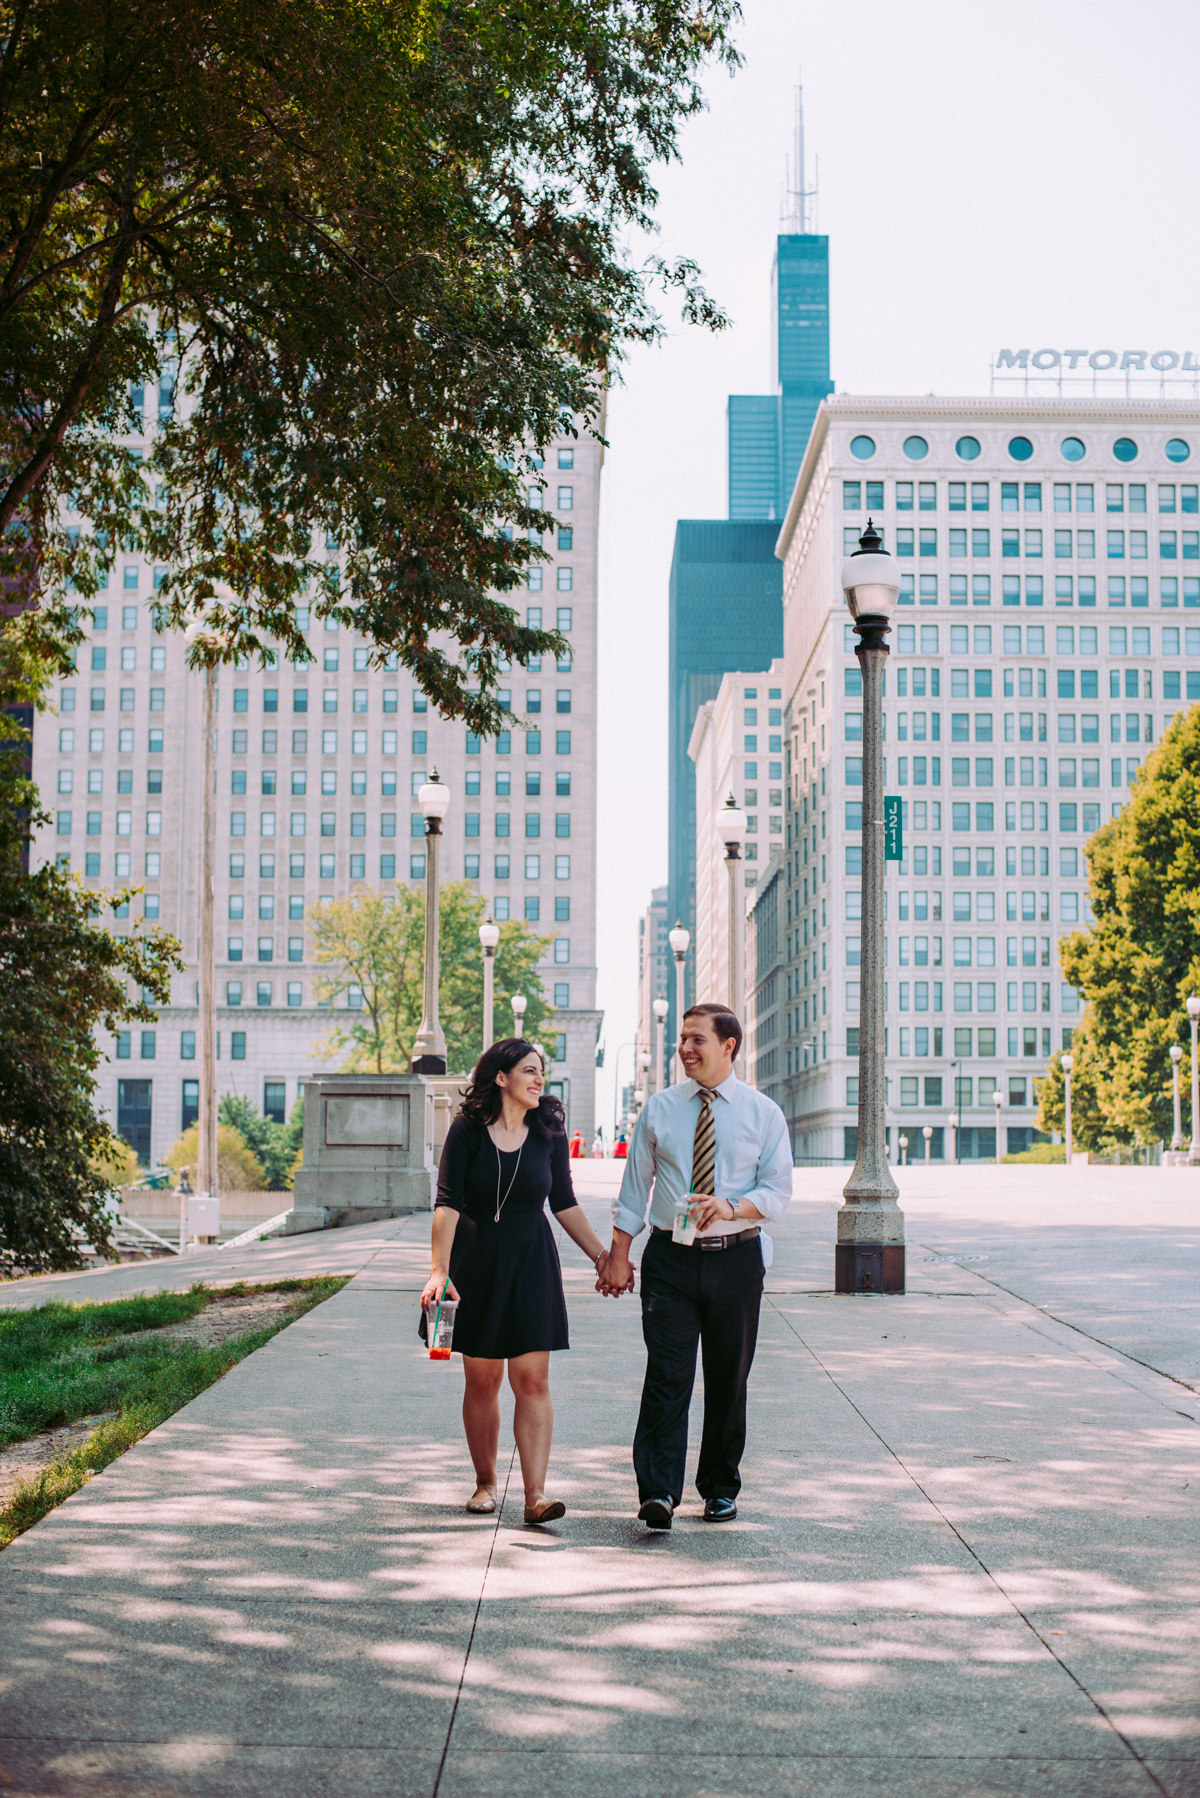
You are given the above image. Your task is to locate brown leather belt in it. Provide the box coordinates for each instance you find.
[651,1225,761,1253]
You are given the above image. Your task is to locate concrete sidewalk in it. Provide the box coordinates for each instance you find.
[1,1169,1198,1796]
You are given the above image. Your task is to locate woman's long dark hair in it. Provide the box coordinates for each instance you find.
[458,1038,566,1136]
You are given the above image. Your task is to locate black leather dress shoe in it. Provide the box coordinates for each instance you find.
[702,1496,737,1522]
[638,1496,674,1530]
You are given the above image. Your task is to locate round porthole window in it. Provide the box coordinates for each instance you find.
[955,436,981,461]
[1008,436,1034,462]
[1060,437,1086,462]
[1166,438,1191,464]
[850,435,876,461]
[903,435,929,461]
[1112,437,1138,463]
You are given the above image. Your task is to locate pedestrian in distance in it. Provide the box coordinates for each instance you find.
[591,1131,605,1158]
[420,1039,615,1524]
[613,1131,628,1159]
[600,1002,792,1529]
[569,1128,584,1158]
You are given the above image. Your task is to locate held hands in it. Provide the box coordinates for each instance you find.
[420,1273,460,1309]
[689,1194,738,1233]
[595,1247,635,1298]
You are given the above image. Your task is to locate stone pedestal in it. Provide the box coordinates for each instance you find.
[284,1072,463,1234]
[835,1199,906,1295]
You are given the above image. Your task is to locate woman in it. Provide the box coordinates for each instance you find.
[420,1038,610,1524]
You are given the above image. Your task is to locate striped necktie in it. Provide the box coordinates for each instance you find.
[690,1088,717,1195]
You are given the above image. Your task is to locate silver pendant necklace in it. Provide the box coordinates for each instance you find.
[493,1133,524,1222]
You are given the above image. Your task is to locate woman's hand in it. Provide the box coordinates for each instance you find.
[421,1274,459,1309]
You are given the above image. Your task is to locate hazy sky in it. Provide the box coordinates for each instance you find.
[592,0,1200,1126]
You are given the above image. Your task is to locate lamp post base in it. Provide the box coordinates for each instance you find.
[411,1053,447,1075]
[835,1242,906,1295]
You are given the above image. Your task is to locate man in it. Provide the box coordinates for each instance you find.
[604,1002,792,1528]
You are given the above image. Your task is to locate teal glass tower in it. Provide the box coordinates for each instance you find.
[667,207,832,1033]
[728,234,833,521]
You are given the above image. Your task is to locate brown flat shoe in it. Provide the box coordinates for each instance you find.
[466,1490,497,1514]
[523,1498,566,1525]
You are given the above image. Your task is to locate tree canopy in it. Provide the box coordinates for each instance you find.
[164,1121,267,1191]
[0,639,183,1269]
[311,880,554,1073]
[1037,707,1200,1149]
[218,1092,304,1189]
[0,0,736,724]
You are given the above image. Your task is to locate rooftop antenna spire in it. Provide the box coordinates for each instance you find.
[783,75,818,233]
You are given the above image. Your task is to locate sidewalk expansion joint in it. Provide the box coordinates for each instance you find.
[765,1295,1174,1798]
[914,1244,1200,1416]
[430,1444,517,1798]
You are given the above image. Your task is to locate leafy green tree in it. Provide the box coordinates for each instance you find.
[163,1122,266,1192]
[0,643,183,1269]
[1037,708,1200,1149]
[311,881,553,1074]
[218,1094,304,1190]
[0,0,736,724]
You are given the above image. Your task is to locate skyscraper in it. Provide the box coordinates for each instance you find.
[666,91,831,1033]
[771,393,1200,1161]
[33,421,604,1170]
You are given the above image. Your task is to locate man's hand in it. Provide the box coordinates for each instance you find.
[690,1194,738,1233]
[597,1248,635,1296]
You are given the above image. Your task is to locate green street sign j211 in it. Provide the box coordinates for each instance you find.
[884,795,903,861]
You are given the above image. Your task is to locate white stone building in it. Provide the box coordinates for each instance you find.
[770,395,1200,1161]
[687,659,786,1012]
[635,884,671,1095]
[32,417,603,1169]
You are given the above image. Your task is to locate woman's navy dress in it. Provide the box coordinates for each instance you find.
[436,1115,575,1358]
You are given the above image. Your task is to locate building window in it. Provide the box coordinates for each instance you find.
[231,1031,246,1060]
[554,982,570,1008]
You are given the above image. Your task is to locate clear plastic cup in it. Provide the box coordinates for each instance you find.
[427,1298,458,1359]
[672,1196,697,1246]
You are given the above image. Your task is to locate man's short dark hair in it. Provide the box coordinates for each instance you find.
[682,1002,743,1059]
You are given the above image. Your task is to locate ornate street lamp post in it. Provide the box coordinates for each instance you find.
[668,921,690,1081]
[1170,1043,1184,1151]
[478,916,500,1052]
[1188,996,1200,1166]
[185,620,227,1215]
[922,1123,933,1163]
[652,995,669,1095]
[1061,1052,1074,1162]
[511,991,527,1038]
[836,522,904,1294]
[898,1134,908,1168]
[411,770,450,1073]
[717,794,747,1019]
[993,1088,1004,1165]
[946,1112,957,1166]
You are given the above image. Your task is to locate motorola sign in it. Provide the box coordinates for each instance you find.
[996,348,1200,372]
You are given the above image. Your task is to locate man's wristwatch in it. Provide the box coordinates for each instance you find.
[727,1200,739,1222]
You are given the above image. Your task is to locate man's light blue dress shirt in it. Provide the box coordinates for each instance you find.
[613,1069,793,1240]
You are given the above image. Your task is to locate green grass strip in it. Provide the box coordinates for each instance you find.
[0,1276,348,1550]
